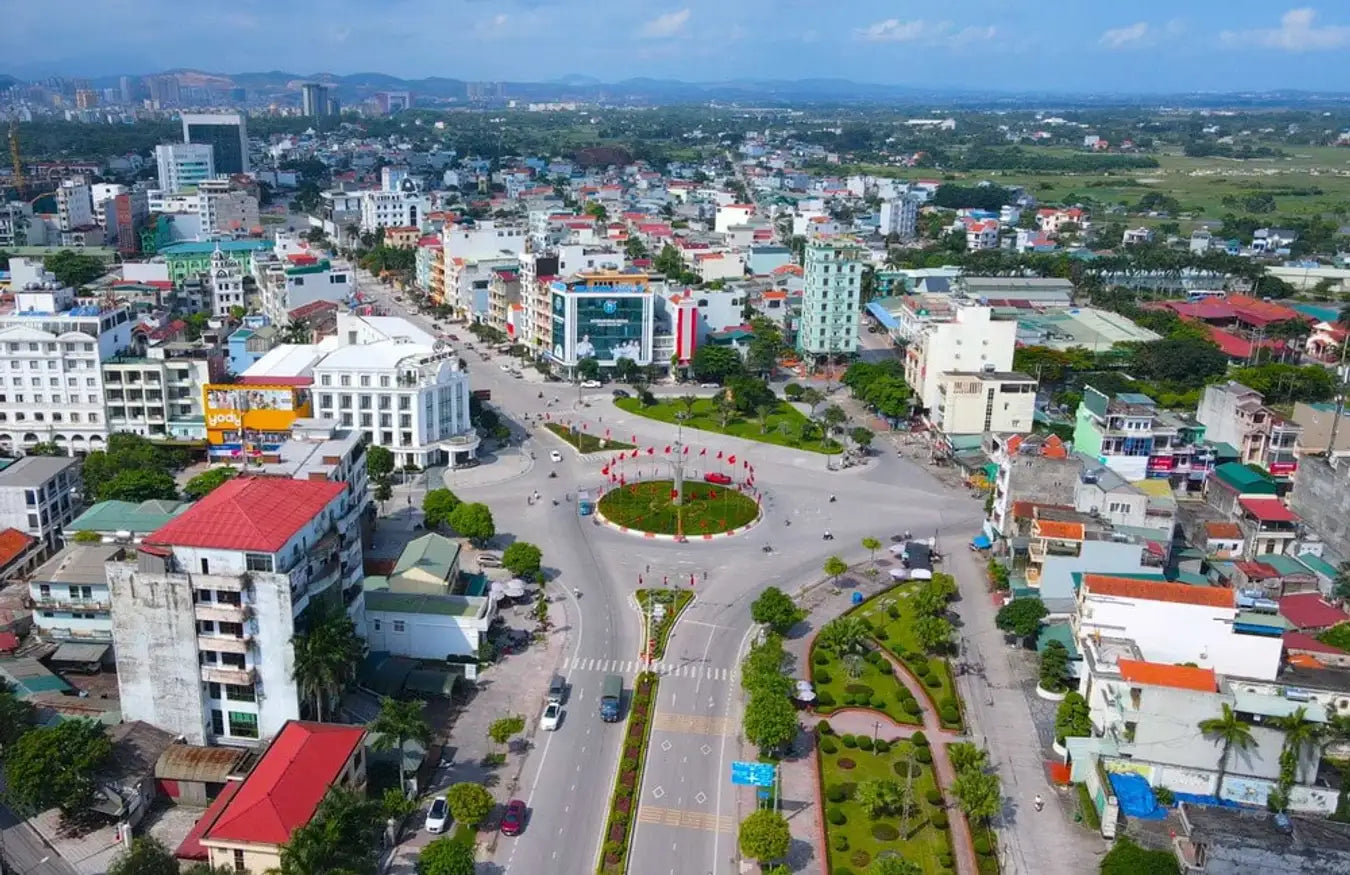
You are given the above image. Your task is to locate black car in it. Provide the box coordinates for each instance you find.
[612,389,631,398]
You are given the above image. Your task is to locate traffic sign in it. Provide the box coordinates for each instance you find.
[730,761,777,787]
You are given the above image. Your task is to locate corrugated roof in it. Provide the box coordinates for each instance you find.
[1083,574,1236,608]
[1118,659,1217,692]
[156,743,247,783]
[1212,462,1277,496]
[176,780,241,861]
[0,528,35,568]
[1239,497,1300,523]
[1033,519,1084,541]
[67,499,191,534]
[147,477,344,553]
[203,721,364,846]
[391,533,460,583]
[1279,593,1349,630]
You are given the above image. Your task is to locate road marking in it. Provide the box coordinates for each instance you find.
[650,713,733,736]
[635,805,734,834]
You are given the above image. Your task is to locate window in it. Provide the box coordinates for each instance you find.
[320,374,332,386]
[340,375,351,387]
[360,375,370,387]
[207,682,222,699]
[380,375,391,388]
[200,558,210,574]
[245,553,273,573]
[393,619,406,633]
[225,684,256,702]
[373,618,382,631]
[233,849,246,872]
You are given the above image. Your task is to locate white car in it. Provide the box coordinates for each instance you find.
[549,450,563,463]
[500,364,512,371]
[580,380,603,389]
[541,702,562,731]
[700,382,720,389]
[425,796,449,834]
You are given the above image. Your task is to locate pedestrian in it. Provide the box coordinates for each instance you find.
[1033,794,1044,811]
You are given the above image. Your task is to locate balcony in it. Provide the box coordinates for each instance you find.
[197,633,252,655]
[200,665,257,686]
[32,597,111,613]
[192,573,252,593]
[194,601,252,624]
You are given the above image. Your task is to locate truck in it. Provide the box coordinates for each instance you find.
[599,674,623,722]
[577,488,596,517]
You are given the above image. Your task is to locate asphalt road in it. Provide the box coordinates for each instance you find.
[354,274,984,874]
[0,803,76,875]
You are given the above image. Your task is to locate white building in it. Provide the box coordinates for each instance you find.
[905,306,1017,415]
[878,196,918,240]
[0,455,81,553]
[312,314,477,468]
[253,238,355,327]
[0,202,39,248]
[107,476,366,745]
[0,262,135,454]
[714,203,754,234]
[56,178,94,231]
[208,245,246,317]
[358,178,429,232]
[90,183,128,228]
[198,179,260,237]
[933,371,1036,437]
[797,239,864,358]
[28,544,120,650]
[154,143,215,193]
[103,343,218,442]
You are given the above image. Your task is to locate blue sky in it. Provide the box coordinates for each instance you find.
[11,2,1350,92]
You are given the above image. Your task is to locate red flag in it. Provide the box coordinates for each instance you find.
[605,428,611,438]
[670,489,679,499]
[699,448,707,456]
[683,446,690,455]
[716,450,723,460]
[647,447,655,456]
[620,474,626,485]
[728,454,736,465]
[601,466,610,476]
[630,450,639,459]
[664,445,671,454]
[743,459,748,468]
[581,423,588,431]
[631,434,636,443]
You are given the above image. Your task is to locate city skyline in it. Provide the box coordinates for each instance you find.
[8,2,1350,94]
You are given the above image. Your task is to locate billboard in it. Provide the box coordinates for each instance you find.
[204,384,310,433]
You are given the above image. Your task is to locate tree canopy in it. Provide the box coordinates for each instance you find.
[81,433,186,502]
[108,836,181,875]
[691,345,745,383]
[750,587,805,634]
[44,249,107,288]
[738,809,791,862]
[502,541,543,577]
[995,598,1048,639]
[417,837,476,875]
[422,488,462,528]
[3,718,112,814]
[182,467,237,500]
[446,781,494,826]
[449,502,495,545]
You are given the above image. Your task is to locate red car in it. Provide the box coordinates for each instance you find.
[703,472,732,485]
[500,799,527,836]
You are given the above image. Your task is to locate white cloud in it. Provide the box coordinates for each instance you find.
[1220,7,1350,51]
[639,8,691,39]
[1100,22,1151,48]
[855,18,997,46]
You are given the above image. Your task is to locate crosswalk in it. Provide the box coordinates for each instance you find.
[636,805,734,834]
[561,656,734,681]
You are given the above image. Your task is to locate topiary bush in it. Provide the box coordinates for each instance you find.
[931,810,948,828]
[887,605,901,619]
[837,758,856,770]
[874,739,891,753]
[926,788,943,805]
[925,674,943,688]
[869,696,887,709]
[902,698,923,716]
[816,691,835,707]
[820,737,839,754]
[815,669,832,685]
[871,823,900,841]
[850,850,872,868]
[857,736,874,752]
[915,747,933,764]
[940,704,960,725]
[939,853,954,869]
[832,834,849,852]
[911,731,929,746]
[841,733,858,748]
[973,836,992,856]
[827,784,847,803]
[877,660,893,674]
[827,805,846,825]
[845,684,874,697]
[814,650,830,665]
[818,720,834,735]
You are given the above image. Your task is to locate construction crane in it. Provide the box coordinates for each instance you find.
[8,119,25,197]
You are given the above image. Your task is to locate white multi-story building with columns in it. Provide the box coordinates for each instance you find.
[311,314,477,468]
[107,476,366,746]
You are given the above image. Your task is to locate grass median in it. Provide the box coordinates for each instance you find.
[597,671,658,875]
[544,421,636,453]
[614,396,841,454]
[636,588,694,661]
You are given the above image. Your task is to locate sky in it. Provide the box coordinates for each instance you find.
[10,2,1350,93]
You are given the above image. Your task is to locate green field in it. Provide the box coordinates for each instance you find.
[597,479,758,535]
[613,397,841,455]
[817,732,955,875]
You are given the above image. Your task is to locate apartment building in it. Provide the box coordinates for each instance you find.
[878,196,918,240]
[798,238,864,358]
[28,543,120,649]
[1197,382,1302,478]
[905,306,1017,415]
[56,178,94,232]
[197,179,260,237]
[933,370,1036,437]
[208,246,247,317]
[1073,386,1215,485]
[154,143,215,193]
[0,264,136,454]
[0,455,81,552]
[103,342,220,442]
[253,245,354,327]
[107,476,367,745]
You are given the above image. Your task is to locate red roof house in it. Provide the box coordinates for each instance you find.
[1279,593,1350,632]
[146,478,345,553]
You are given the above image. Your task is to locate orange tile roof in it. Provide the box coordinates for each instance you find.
[1033,519,1084,541]
[0,528,34,569]
[1204,521,1243,539]
[1083,574,1236,609]
[1118,659,1217,692]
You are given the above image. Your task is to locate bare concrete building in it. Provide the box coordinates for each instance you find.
[1291,456,1350,560]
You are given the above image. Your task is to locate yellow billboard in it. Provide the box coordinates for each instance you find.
[204,384,313,444]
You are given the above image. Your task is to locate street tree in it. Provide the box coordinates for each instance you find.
[1039,640,1070,693]
[445,781,494,826]
[951,768,1002,823]
[817,616,869,655]
[678,394,699,417]
[292,605,366,721]
[368,697,433,795]
[798,387,825,416]
[108,837,179,875]
[690,345,744,383]
[422,488,462,528]
[374,478,394,512]
[861,537,882,565]
[502,541,543,577]
[995,598,1048,640]
[613,357,641,384]
[750,586,805,634]
[3,718,112,814]
[273,787,384,875]
[487,714,526,753]
[823,555,849,585]
[417,837,476,875]
[726,376,775,415]
[1054,693,1093,746]
[448,502,495,545]
[855,778,910,818]
[576,357,602,382]
[366,445,395,481]
[183,467,237,500]
[737,809,791,862]
[743,689,798,753]
[850,427,875,450]
[740,634,793,698]
[1198,703,1256,800]
[821,404,848,433]
[947,742,989,774]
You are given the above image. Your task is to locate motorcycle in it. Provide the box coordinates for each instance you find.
[548,471,557,479]
[828,495,836,503]
[762,545,773,553]
[823,532,834,541]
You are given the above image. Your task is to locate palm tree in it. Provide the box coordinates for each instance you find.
[282,320,312,344]
[1274,706,1324,786]
[799,387,825,417]
[679,394,699,417]
[754,403,773,434]
[817,616,868,655]
[714,394,736,429]
[270,787,383,875]
[1198,703,1256,799]
[368,697,433,795]
[292,607,367,721]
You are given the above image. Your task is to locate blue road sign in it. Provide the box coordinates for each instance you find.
[730,761,777,787]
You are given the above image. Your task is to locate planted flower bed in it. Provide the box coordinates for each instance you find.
[636,588,694,661]
[597,671,658,874]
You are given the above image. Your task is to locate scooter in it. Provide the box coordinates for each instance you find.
[762,545,773,553]
[548,471,557,479]
[828,495,836,503]
[823,532,834,541]
[1033,795,1044,812]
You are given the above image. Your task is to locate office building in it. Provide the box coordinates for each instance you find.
[300,82,331,118]
[312,315,477,468]
[182,113,248,176]
[107,476,367,745]
[0,455,81,553]
[546,271,657,374]
[0,262,135,453]
[103,340,221,443]
[358,178,428,233]
[797,239,865,358]
[155,143,216,193]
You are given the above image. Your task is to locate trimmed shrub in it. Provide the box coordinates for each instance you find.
[915,747,933,764]
[912,659,932,676]
[815,669,832,685]
[845,684,874,697]
[939,854,954,869]
[973,836,992,856]
[871,823,900,841]
[902,697,923,716]
[857,736,874,752]
[925,674,943,688]
[818,720,835,735]
[874,739,891,753]
[832,834,849,852]
[887,605,901,619]
[931,810,948,828]
[837,758,856,770]
[869,696,887,710]
[877,660,894,674]
[841,734,858,748]
[940,705,960,725]
[813,651,830,665]
[925,788,943,805]
[911,731,929,747]
[850,850,872,868]
[819,737,839,754]
[864,649,882,664]
[827,805,846,825]
[827,784,847,803]
[621,757,637,773]
[816,691,835,707]
[834,869,854,875]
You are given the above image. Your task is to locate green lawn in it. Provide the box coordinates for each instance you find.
[855,586,963,731]
[816,733,955,875]
[543,422,635,453]
[810,645,921,726]
[636,588,694,660]
[597,479,759,535]
[613,396,842,455]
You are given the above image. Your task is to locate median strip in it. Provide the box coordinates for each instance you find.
[596,671,658,875]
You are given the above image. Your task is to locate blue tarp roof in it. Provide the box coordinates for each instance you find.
[865,301,899,330]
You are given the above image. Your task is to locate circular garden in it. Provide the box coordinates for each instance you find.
[596,479,759,536]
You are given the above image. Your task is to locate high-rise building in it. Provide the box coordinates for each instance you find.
[797,239,865,358]
[118,75,133,105]
[182,112,248,175]
[146,75,181,108]
[300,82,330,118]
[105,189,150,256]
[74,89,99,110]
[155,143,216,193]
[879,195,919,240]
[56,178,94,231]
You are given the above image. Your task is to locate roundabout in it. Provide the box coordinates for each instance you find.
[595,478,760,538]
